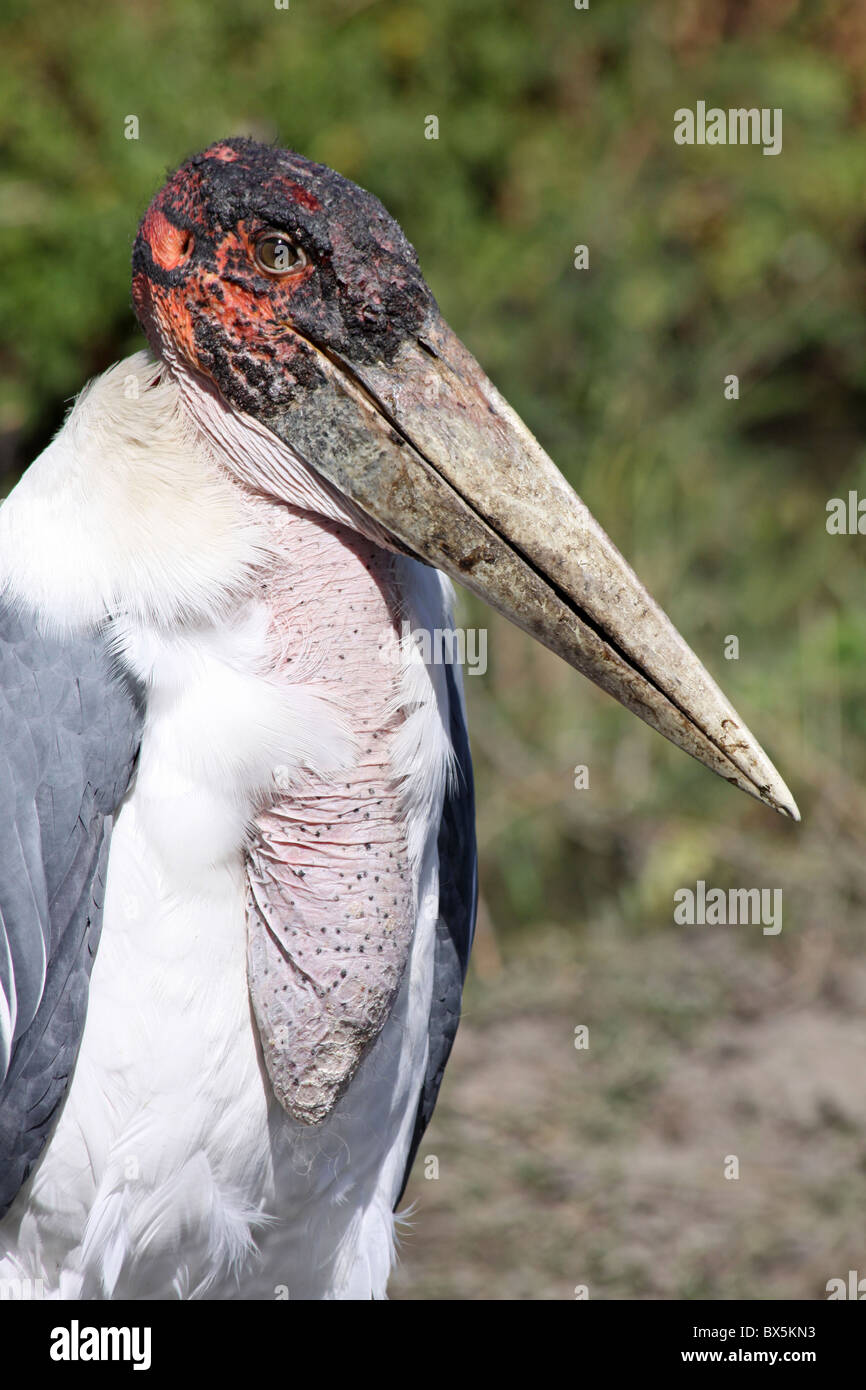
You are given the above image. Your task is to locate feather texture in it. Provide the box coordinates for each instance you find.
[0,603,141,1215]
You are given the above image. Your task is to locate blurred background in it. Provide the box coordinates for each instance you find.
[2,0,865,1299]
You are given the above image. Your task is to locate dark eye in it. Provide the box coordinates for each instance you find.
[253,231,307,275]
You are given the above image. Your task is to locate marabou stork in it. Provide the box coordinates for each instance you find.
[0,139,798,1300]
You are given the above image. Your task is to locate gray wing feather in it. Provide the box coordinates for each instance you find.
[396,662,477,1204]
[0,600,141,1215]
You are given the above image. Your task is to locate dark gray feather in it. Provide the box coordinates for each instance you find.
[0,601,141,1215]
[396,662,477,1204]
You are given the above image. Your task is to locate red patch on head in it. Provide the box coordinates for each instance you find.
[205,142,242,164]
[133,265,197,367]
[142,209,194,271]
[161,294,198,363]
[284,181,321,212]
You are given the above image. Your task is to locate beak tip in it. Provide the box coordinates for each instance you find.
[763,781,801,824]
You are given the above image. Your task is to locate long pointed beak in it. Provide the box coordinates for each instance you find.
[264,311,799,821]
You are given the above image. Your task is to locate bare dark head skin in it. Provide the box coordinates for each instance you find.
[132,137,436,418]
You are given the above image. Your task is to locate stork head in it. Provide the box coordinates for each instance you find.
[131,138,434,418]
[133,137,798,820]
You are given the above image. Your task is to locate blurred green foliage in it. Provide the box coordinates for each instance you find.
[1,0,864,946]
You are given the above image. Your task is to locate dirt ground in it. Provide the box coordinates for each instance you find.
[391,920,866,1301]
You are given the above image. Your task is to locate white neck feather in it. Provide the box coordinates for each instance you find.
[0,354,255,633]
[0,349,400,639]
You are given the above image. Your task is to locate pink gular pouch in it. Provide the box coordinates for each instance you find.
[244,507,414,1124]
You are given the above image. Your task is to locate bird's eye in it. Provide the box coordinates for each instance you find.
[254,231,307,275]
